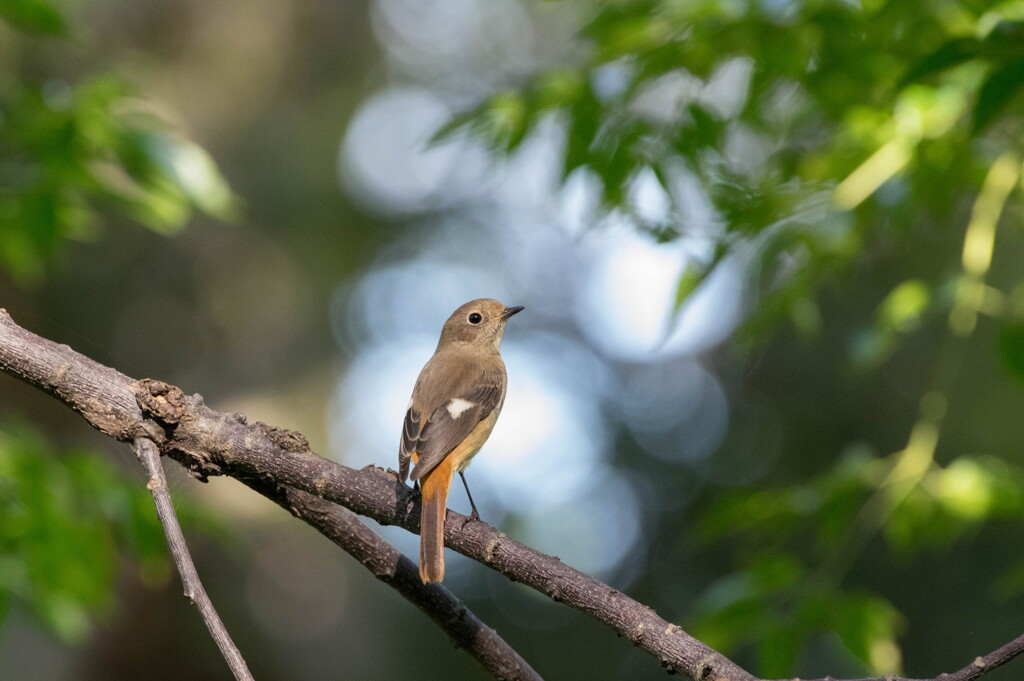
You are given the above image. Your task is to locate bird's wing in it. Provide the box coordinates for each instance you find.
[408,381,504,482]
[398,404,423,483]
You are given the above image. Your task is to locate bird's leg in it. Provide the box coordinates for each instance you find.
[458,471,481,523]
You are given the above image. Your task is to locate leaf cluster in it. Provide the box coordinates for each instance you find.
[447,1,1024,677]
[0,424,169,643]
[451,0,1024,329]
[695,448,1024,676]
[0,0,237,284]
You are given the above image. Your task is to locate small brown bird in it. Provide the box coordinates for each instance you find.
[399,298,523,583]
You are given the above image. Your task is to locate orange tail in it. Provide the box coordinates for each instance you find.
[419,456,456,583]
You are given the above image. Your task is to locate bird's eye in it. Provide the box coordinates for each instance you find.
[468,312,483,324]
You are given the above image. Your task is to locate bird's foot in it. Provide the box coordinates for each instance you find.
[461,508,481,529]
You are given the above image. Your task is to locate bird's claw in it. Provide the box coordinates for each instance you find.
[461,509,481,529]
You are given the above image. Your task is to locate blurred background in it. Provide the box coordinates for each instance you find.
[2,0,1024,679]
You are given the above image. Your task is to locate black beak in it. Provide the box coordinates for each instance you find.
[501,305,525,319]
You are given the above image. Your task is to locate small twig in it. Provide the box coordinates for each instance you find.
[796,631,1024,681]
[242,476,542,681]
[0,307,749,681]
[3,309,1023,681]
[134,437,255,681]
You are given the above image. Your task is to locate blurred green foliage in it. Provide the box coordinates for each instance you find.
[696,447,1024,674]
[2,0,1024,677]
[0,0,65,35]
[454,0,1024,676]
[0,424,169,643]
[457,0,1024,336]
[0,0,238,285]
[1,0,231,648]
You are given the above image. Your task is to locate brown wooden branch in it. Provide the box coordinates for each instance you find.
[0,310,537,681]
[0,307,747,680]
[239,475,542,681]
[134,437,255,681]
[2,307,1023,681]
[800,631,1024,681]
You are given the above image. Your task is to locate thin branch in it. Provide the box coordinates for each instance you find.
[797,632,1024,681]
[241,476,543,681]
[0,309,540,681]
[124,382,756,681]
[133,437,255,681]
[3,308,1023,681]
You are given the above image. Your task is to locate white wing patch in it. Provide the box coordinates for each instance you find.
[446,398,475,419]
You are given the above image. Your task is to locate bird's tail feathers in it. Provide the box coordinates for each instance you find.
[418,458,454,584]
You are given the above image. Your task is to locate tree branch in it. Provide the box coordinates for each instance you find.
[2,308,1022,681]
[0,308,749,680]
[239,475,542,681]
[800,631,1024,681]
[134,437,255,681]
[0,310,537,681]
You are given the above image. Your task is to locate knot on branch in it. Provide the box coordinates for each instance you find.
[483,532,506,564]
[546,582,564,602]
[696,653,718,681]
[628,621,646,646]
[135,378,188,424]
[253,422,310,454]
[171,449,223,483]
[132,379,223,482]
[659,658,679,675]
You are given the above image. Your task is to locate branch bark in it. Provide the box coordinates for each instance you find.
[2,308,1022,681]
[135,437,255,681]
[0,308,749,680]
[799,632,1024,681]
[239,476,542,681]
[0,310,538,681]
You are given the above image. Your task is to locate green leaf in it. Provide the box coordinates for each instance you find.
[933,457,995,520]
[533,68,585,110]
[993,561,1024,601]
[997,322,1024,384]
[972,58,1024,134]
[562,84,602,180]
[690,554,807,666]
[0,424,171,642]
[428,109,478,146]
[899,38,979,87]
[832,593,903,674]
[698,490,800,543]
[689,594,763,653]
[673,259,713,310]
[877,280,930,333]
[0,74,238,284]
[36,593,91,644]
[0,0,66,35]
[707,554,803,610]
[484,91,531,152]
[582,1,662,60]
[756,622,803,678]
[657,242,728,347]
[673,104,724,161]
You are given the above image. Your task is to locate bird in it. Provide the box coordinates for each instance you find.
[398,298,523,583]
